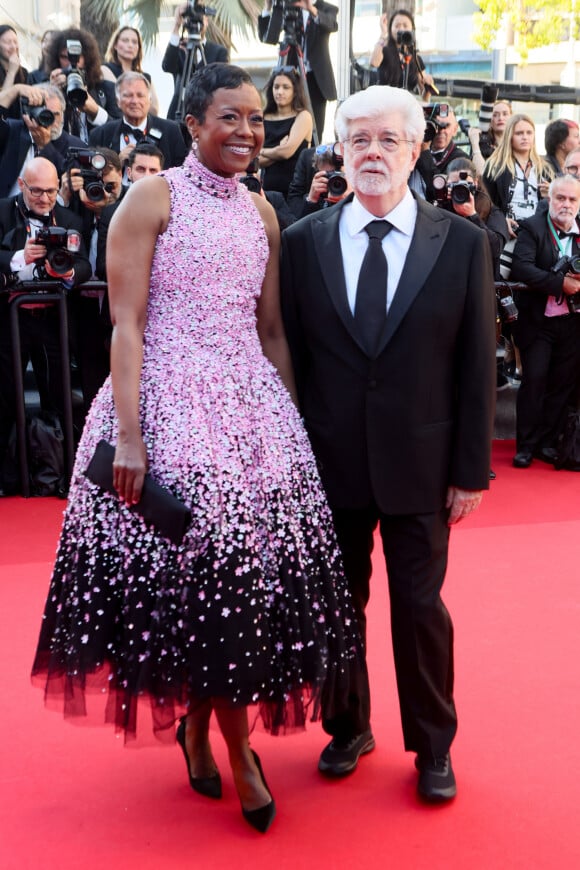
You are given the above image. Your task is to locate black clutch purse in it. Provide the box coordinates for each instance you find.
[84,440,192,545]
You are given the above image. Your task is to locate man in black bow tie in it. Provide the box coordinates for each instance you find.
[0,157,91,494]
[511,174,580,468]
[281,86,496,802]
[88,72,187,170]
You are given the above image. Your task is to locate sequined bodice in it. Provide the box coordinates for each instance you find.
[144,152,269,364]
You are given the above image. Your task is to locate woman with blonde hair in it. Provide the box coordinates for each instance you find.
[483,112,553,237]
[483,113,553,380]
[102,25,159,115]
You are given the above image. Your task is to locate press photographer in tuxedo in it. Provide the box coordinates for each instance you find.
[0,157,90,494]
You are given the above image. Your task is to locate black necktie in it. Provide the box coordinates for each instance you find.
[355,220,392,355]
[122,123,144,141]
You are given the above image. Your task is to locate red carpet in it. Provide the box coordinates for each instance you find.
[1,440,579,869]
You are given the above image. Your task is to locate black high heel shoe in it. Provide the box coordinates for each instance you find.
[241,750,276,834]
[176,716,222,799]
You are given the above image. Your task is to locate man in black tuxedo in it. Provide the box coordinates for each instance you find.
[281,86,496,802]
[163,2,229,120]
[0,157,91,493]
[510,174,580,468]
[88,72,187,170]
[259,0,338,142]
[0,82,85,197]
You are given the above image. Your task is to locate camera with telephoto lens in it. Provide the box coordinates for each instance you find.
[183,2,216,34]
[431,170,476,207]
[239,158,262,193]
[423,103,449,143]
[314,143,347,200]
[34,227,81,278]
[61,39,88,108]
[396,29,415,54]
[551,254,580,314]
[65,147,108,202]
[19,96,55,128]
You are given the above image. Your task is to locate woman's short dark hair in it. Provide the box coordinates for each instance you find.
[48,28,103,90]
[184,63,256,123]
[263,67,309,115]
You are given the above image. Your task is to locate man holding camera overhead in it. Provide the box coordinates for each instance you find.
[0,157,91,495]
[510,174,580,468]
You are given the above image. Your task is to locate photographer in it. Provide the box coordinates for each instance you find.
[416,103,469,202]
[88,72,187,171]
[287,141,350,218]
[0,157,90,495]
[47,28,121,142]
[163,3,228,120]
[259,0,338,142]
[510,174,580,468]
[440,158,509,280]
[57,147,123,412]
[0,82,84,196]
[370,9,434,96]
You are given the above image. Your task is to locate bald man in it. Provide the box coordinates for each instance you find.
[0,157,91,495]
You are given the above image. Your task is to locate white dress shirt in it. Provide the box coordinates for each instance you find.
[339,188,417,315]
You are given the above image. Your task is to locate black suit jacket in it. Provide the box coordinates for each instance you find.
[88,115,187,169]
[0,197,91,286]
[281,194,496,514]
[162,41,229,120]
[510,211,571,348]
[258,1,338,101]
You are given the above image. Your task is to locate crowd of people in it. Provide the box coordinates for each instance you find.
[0,9,579,836]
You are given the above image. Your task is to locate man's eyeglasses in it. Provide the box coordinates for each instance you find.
[343,135,414,153]
[22,179,58,198]
[565,165,580,176]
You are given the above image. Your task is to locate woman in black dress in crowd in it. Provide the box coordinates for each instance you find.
[47,28,121,142]
[258,67,312,199]
[370,9,434,95]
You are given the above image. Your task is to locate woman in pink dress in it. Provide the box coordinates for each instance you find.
[32,64,359,834]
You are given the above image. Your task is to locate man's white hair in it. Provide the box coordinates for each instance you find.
[334,86,426,144]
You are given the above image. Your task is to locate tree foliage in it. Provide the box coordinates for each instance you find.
[473,0,576,58]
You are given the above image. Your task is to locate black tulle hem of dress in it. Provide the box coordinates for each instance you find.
[30,658,329,745]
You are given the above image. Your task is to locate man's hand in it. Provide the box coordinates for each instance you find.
[25,117,52,150]
[562,273,580,296]
[446,486,483,525]
[307,170,330,203]
[23,239,47,265]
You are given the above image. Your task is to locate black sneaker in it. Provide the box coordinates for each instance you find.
[318,730,375,777]
[416,753,456,802]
